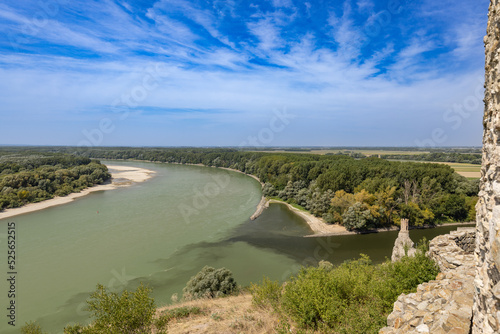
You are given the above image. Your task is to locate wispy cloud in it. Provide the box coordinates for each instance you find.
[0,0,489,146]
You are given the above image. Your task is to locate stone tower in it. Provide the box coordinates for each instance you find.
[391,219,415,262]
[473,1,500,332]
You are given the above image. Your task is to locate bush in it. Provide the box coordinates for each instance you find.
[87,283,155,333]
[372,244,439,308]
[249,277,282,309]
[63,283,157,334]
[183,266,238,300]
[281,255,385,332]
[21,321,45,334]
[250,247,439,334]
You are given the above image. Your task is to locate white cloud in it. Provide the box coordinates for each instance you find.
[247,17,282,51]
[0,0,487,146]
[272,0,294,8]
[328,3,366,60]
[357,0,375,13]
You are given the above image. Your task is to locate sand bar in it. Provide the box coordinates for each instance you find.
[0,165,155,220]
[268,199,350,235]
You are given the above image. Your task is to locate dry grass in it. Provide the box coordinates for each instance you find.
[439,162,481,178]
[155,293,282,334]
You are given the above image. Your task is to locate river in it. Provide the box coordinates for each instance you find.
[0,161,473,333]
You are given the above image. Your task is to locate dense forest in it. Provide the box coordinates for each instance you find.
[0,151,110,211]
[25,146,478,231]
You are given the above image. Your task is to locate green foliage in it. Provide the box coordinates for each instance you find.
[86,283,155,333]
[183,266,238,300]
[249,277,282,308]
[21,321,46,334]
[342,202,373,230]
[372,250,439,308]
[380,151,481,164]
[250,247,439,334]
[63,283,156,334]
[399,202,435,226]
[0,152,110,211]
[3,146,477,228]
[156,306,203,329]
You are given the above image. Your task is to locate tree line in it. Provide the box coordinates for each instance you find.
[380,152,482,164]
[0,151,111,211]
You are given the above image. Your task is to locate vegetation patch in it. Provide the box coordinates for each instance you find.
[183,266,238,300]
[5,147,479,230]
[0,152,110,211]
[250,240,439,333]
[156,306,204,329]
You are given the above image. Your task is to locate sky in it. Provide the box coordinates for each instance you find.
[0,0,490,147]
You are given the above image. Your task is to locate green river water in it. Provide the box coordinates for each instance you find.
[0,161,473,333]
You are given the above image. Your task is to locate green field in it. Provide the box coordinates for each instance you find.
[442,162,481,178]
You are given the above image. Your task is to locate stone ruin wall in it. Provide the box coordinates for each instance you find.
[380,229,476,334]
[474,0,500,332]
[382,1,500,331]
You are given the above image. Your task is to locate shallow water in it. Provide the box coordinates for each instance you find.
[0,161,473,333]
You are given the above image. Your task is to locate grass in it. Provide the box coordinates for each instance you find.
[442,162,481,172]
[267,197,309,212]
[156,293,279,334]
[440,162,480,178]
[156,306,204,329]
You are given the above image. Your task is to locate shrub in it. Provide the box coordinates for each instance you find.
[253,248,439,334]
[21,321,45,334]
[249,277,282,309]
[372,243,439,308]
[183,266,237,300]
[281,255,384,332]
[86,283,155,333]
[63,283,157,334]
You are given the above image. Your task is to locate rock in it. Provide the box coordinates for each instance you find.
[391,219,417,262]
[382,229,475,334]
[416,301,429,311]
[474,2,500,333]
[393,317,404,329]
[416,324,429,333]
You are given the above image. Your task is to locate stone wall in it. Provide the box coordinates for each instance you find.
[473,0,500,332]
[380,229,475,334]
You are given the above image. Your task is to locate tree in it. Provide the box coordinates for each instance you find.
[331,190,356,215]
[342,202,373,231]
[399,202,434,226]
[183,266,238,300]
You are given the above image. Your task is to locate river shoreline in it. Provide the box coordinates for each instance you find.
[4,158,473,236]
[0,165,155,220]
[141,161,477,237]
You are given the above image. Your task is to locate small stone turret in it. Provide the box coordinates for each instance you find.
[391,219,416,262]
[400,218,409,232]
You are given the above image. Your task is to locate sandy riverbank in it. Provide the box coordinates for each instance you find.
[0,165,155,220]
[267,199,476,237]
[268,199,350,235]
[218,167,264,185]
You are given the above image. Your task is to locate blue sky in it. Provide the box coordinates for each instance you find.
[0,0,489,147]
